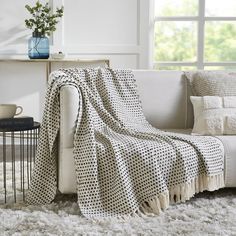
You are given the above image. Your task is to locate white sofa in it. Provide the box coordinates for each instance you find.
[58,70,236,193]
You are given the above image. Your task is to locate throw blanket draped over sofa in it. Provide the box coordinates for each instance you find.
[27,68,225,218]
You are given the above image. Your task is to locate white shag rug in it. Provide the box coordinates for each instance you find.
[0,163,236,235]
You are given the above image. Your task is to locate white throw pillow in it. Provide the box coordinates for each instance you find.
[190,96,236,135]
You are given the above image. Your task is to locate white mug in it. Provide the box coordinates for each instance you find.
[0,104,23,119]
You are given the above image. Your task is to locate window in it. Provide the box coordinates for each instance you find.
[153,0,236,70]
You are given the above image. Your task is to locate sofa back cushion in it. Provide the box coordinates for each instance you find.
[133,70,193,129]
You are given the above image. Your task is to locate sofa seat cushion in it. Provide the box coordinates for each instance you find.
[164,129,236,187]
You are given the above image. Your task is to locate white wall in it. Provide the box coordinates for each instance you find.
[0,0,151,68]
[0,0,151,121]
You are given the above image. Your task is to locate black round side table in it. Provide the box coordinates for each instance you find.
[0,122,40,203]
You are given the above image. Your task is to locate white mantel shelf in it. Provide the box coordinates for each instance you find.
[0,58,110,80]
[0,58,110,64]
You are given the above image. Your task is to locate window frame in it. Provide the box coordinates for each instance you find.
[153,0,236,70]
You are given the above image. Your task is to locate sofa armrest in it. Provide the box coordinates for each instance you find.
[58,85,79,193]
[59,85,80,149]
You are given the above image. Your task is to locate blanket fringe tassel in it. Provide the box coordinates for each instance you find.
[139,173,224,216]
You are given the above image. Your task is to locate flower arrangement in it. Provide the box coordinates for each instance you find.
[25,1,64,36]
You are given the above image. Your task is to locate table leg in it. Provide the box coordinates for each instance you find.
[46,61,52,82]
[20,131,23,192]
[22,132,25,202]
[2,132,6,203]
[11,132,16,203]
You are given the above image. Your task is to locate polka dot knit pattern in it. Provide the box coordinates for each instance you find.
[26,68,225,218]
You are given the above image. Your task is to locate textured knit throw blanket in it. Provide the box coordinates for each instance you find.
[27,68,225,218]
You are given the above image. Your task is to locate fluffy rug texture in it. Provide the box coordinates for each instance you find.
[0,163,236,235]
[0,189,236,235]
